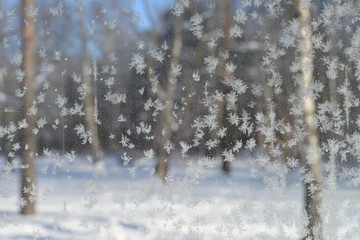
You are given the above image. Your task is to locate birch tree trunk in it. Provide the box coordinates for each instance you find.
[294,1,323,238]
[155,14,183,181]
[78,8,102,164]
[21,0,37,215]
[219,0,233,174]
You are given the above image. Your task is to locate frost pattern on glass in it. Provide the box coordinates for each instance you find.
[0,0,360,239]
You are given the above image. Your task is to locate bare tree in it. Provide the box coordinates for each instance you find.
[154,14,183,181]
[219,0,233,174]
[21,0,37,215]
[78,4,103,165]
[294,0,323,238]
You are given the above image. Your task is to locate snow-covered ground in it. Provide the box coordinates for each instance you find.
[0,153,359,240]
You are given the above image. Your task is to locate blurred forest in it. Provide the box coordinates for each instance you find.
[1,0,360,238]
[0,0,356,156]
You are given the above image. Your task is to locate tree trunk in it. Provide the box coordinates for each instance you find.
[78,8,102,164]
[21,0,37,215]
[220,0,232,174]
[294,1,323,238]
[155,14,183,181]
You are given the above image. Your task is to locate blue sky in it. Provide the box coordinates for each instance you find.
[131,0,174,30]
[3,0,174,30]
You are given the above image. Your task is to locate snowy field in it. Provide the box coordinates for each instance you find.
[0,153,359,240]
